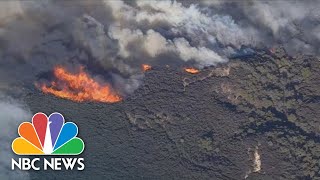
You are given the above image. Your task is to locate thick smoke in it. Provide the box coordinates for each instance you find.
[105,0,252,67]
[0,0,319,96]
[199,0,320,55]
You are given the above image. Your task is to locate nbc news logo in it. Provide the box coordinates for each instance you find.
[11,112,85,171]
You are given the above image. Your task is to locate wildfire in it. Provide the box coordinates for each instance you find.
[142,64,152,71]
[269,47,276,54]
[37,66,122,103]
[184,68,200,74]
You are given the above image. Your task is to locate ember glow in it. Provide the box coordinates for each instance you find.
[184,68,200,74]
[142,64,152,72]
[38,66,122,103]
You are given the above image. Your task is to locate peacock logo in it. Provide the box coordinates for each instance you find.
[12,112,84,155]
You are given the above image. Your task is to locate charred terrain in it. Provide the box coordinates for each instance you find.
[23,49,320,180]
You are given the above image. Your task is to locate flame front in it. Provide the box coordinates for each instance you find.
[38,66,122,103]
[142,64,152,71]
[184,68,200,74]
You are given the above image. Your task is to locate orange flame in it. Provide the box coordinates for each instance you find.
[184,68,200,74]
[142,64,152,71]
[38,66,122,103]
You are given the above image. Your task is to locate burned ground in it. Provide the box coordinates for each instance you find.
[24,49,320,180]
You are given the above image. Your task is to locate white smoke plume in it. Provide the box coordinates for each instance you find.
[105,0,254,67]
[108,26,226,67]
[199,0,320,55]
[0,94,31,180]
[105,0,320,59]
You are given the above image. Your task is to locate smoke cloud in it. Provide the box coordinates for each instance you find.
[0,94,31,180]
[0,0,319,96]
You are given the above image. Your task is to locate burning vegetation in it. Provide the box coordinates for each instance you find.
[142,64,152,72]
[37,66,122,103]
[184,68,200,74]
